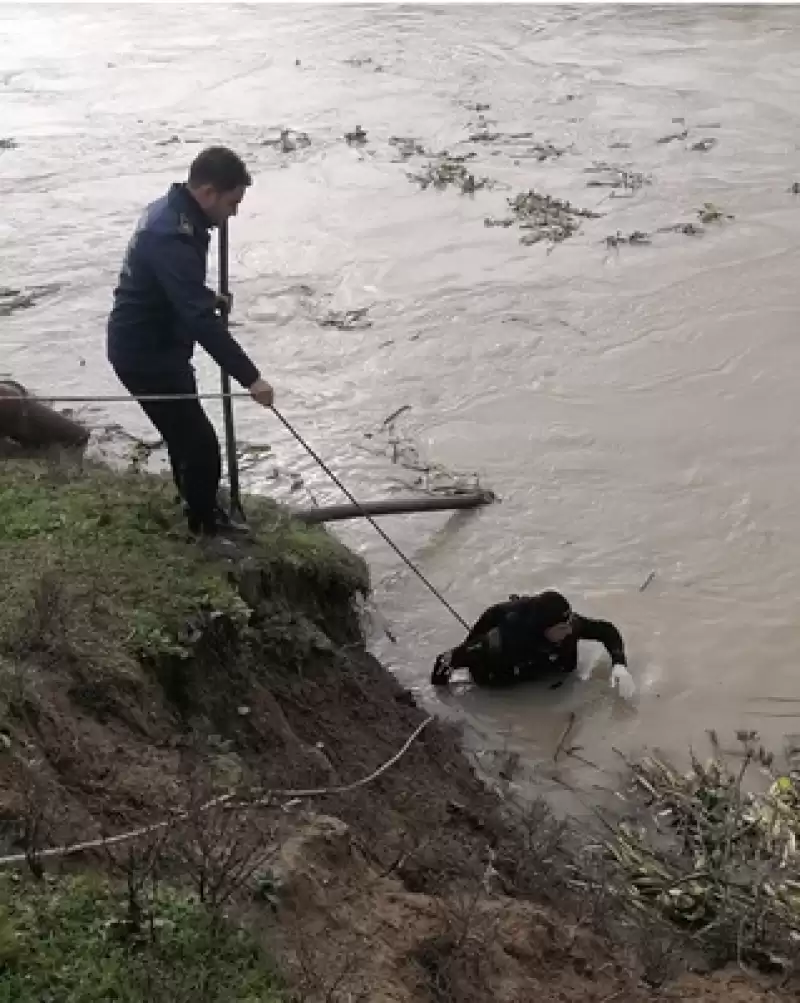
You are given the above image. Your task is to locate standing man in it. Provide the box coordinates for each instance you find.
[107,146,274,539]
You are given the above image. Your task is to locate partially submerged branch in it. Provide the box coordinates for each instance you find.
[603,733,800,975]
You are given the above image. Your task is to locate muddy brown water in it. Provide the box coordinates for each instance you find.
[4,3,800,807]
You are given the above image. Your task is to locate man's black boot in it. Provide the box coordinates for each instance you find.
[213,505,251,536]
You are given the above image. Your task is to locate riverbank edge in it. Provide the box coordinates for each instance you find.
[0,453,789,1002]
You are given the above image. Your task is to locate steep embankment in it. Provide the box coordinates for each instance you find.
[0,455,791,1002]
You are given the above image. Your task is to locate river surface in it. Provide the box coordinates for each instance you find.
[4,3,800,804]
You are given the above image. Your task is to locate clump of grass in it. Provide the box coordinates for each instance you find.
[0,458,368,666]
[0,871,284,1002]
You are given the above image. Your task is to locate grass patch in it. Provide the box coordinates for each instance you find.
[0,871,284,1002]
[0,458,368,665]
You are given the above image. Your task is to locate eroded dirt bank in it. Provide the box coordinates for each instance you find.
[0,456,794,1001]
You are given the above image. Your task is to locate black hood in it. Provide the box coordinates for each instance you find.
[532,590,572,629]
[508,590,572,632]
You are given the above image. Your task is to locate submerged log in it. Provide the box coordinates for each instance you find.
[0,381,89,449]
[292,490,496,525]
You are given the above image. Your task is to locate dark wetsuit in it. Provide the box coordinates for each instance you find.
[432,593,627,688]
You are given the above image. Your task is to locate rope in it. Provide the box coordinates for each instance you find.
[5,388,471,629]
[245,714,433,802]
[4,391,253,404]
[0,717,433,869]
[269,406,470,630]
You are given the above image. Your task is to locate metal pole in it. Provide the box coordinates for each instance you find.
[217,220,245,522]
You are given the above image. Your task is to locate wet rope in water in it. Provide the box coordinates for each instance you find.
[9,389,470,630]
[269,405,470,630]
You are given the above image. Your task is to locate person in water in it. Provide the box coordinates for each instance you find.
[431,589,636,698]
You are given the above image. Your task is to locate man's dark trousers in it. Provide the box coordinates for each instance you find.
[114,367,221,535]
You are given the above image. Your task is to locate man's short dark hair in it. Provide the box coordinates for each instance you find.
[188,146,252,192]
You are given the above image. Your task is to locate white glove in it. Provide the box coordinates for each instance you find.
[610,664,636,700]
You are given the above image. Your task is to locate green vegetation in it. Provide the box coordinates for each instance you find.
[0,457,368,665]
[0,872,283,1003]
[606,733,800,972]
[0,456,374,1001]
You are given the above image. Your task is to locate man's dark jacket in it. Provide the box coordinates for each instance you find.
[107,183,259,388]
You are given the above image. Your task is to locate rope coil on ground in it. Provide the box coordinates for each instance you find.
[0,717,433,870]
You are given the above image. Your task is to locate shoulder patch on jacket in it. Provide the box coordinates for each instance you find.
[177,213,194,237]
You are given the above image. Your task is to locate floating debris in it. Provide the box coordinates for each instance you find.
[280,128,310,152]
[657,222,709,237]
[519,232,550,247]
[154,133,204,147]
[656,130,688,144]
[344,125,368,145]
[690,137,717,152]
[605,733,800,973]
[656,221,705,237]
[407,154,490,193]
[0,284,60,317]
[435,150,475,164]
[261,128,311,152]
[388,136,429,160]
[468,129,502,143]
[363,408,484,496]
[468,128,565,161]
[534,141,565,160]
[604,230,652,248]
[511,188,605,238]
[317,307,372,331]
[695,202,734,223]
[237,441,273,475]
[128,436,163,474]
[381,404,412,427]
[510,190,602,221]
[0,137,18,150]
[656,121,688,144]
[517,140,566,162]
[484,217,515,228]
[507,189,602,246]
[584,162,650,193]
